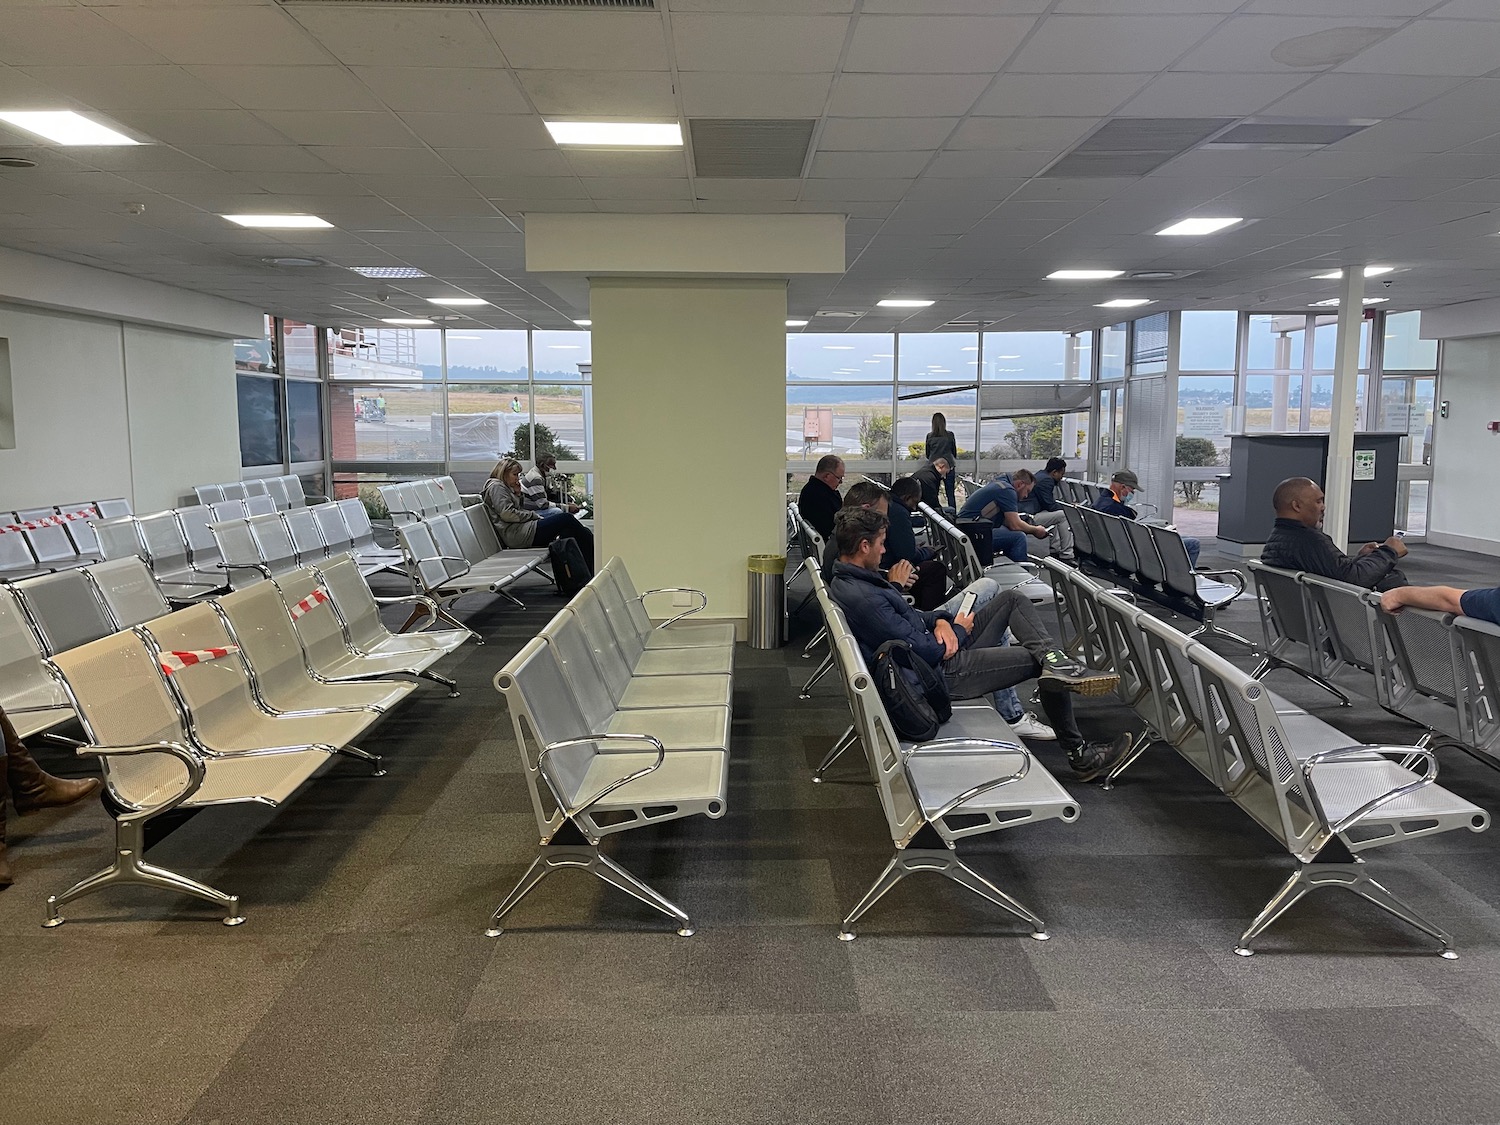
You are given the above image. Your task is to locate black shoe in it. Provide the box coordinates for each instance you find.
[1038,650,1119,697]
[1069,733,1133,782]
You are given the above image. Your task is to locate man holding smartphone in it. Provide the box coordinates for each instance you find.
[828,506,1131,781]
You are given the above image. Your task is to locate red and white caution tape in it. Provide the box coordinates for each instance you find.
[159,646,239,675]
[289,587,330,619]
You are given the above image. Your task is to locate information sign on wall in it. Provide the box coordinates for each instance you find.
[1182,404,1224,438]
[1353,449,1377,481]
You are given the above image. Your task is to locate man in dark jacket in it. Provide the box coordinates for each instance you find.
[1019,461,1073,560]
[1095,468,1200,567]
[911,456,952,513]
[1262,477,1409,591]
[797,455,844,540]
[828,506,1129,780]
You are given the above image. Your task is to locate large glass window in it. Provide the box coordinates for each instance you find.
[329,384,444,461]
[786,385,893,463]
[1310,315,1371,371]
[237,375,282,468]
[532,331,591,383]
[445,330,528,382]
[1179,310,1237,371]
[1245,314,1305,372]
[287,380,323,463]
[235,314,276,374]
[1381,310,1438,371]
[1130,312,1169,376]
[281,320,319,379]
[981,332,1069,381]
[787,333,894,383]
[1099,324,1126,380]
[328,327,441,381]
[900,391,974,468]
[898,333,977,383]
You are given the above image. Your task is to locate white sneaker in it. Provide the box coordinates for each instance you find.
[1010,712,1057,740]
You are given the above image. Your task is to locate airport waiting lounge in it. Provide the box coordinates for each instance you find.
[7,2,1500,1122]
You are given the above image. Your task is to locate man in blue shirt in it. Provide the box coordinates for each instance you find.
[1094,469,1201,567]
[959,476,1048,563]
[1381,583,1500,625]
[1014,466,1073,561]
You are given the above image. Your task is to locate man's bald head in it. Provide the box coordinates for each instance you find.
[1273,477,1325,527]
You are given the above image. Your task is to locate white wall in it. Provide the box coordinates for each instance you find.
[0,302,241,512]
[1429,334,1500,555]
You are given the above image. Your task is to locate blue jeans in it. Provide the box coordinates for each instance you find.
[938,579,1023,721]
[1185,537,1201,567]
[992,527,1030,564]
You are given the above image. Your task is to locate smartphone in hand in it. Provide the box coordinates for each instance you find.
[957,591,978,619]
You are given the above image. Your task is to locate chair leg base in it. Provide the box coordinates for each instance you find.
[1100,730,1153,792]
[484,845,694,937]
[1252,658,1352,707]
[838,848,1047,941]
[812,726,859,784]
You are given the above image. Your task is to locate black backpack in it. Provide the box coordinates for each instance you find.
[871,639,952,742]
[548,537,592,598]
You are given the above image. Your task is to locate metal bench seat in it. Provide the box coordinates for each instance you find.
[544,606,733,712]
[600,559,737,649]
[1,582,75,738]
[314,555,470,657]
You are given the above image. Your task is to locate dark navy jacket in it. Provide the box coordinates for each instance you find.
[828,561,966,669]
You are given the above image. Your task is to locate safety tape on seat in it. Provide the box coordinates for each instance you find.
[289,587,330,619]
[159,646,240,675]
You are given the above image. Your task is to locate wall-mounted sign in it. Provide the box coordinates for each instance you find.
[1353,449,1376,481]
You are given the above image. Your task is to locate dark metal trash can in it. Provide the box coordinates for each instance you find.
[747,554,786,649]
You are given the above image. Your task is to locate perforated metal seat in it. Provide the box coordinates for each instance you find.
[0,585,73,738]
[246,512,300,575]
[600,558,736,649]
[9,568,116,655]
[282,507,328,565]
[83,557,171,630]
[137,511,222,596]
[573,586,733,676]
[314,555,471,656]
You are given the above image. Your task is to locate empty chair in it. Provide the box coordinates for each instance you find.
[246,512,300,575]
[137,511,222,597]
[93,498,132,519]
[89,516,145,564]
[23,521,84,570]
[44,629,331,927]
[262,477,293,510]
[602,558,737,650]
[1149,524,1249,646]
[488,637,728,937]
[194,483,226,505]
[9,568,116,655]
[175,506,226,577]
[283,476,323,507]
[215,580,415,715]
[221,481,249,502]
[209,499,249,524]
[545,604,732,712]
[63,510,102,558]
[0,526,41,579]
[323,502,400,575]
[0,585,74,738]
[245,494,278,518]
[272,567,459,696]
[1247,560,1352,705]
[16,507,58,523]
[242,479,270,499]
[1370,602,1467,747]
[83,557,171,630]
[313,555,471,657]
[282,507,328,565]
[210,519,271,588]
[312,504,353,555]
[577,585,733,677]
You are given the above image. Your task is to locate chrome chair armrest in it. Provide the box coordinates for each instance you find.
[5,703,70,715]
[898,738,1031,843]
[640,586,709,629]
[536,733,667,825]
[1301,744,1438,837]
[79,740,206,818]
[1196,568,1246,595]
[219,561,273,579]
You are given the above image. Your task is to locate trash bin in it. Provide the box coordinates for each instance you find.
[747,553,786,649]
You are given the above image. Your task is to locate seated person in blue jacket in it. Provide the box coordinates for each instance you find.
[1017,461,1074,561]
[1381,582,1499,623]
[1094,468,1201,568]
[828,506,1130,780]
[958,473,1048,563]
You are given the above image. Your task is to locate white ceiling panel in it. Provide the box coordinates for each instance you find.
[0,9,166,67]
[1430,0,1500,15]
[1320,117,1496,153]
[818,117,959,151]
[1009,15,1228,73]
[971,73,1152,117]
[348,67,530,116]
[946,116,1101,154]
[253,111,419,149]
[246,173,371,198]
[826,74,991,117]
[1118,72,1314,117]
[19,65,239,112]
[397,113,557,153]
[1398,77,1500,119]
[287,8,502,69]
[516,70,678,117]
[1245,0,1451,13]
[1340,17,1500,75]
[96,7,327,67]
[562,149,690,178]
[678,71,834,117]
[481,11,669,72]
[1055,0,1239,10]
[671,14,850,73]
[109,109,293,148]
[689,178,803,200]
[925,150,1055,178]
[808,151,933,178]
[903,176,1026,202]
[439,148,575,178]
[184,66,385,114]
[309,146,455,177]
[175,144,327,175]
[801,178,914,201]
[1171,16,1407,73]
[1259,73,1466,118]
[468,177,589,200]
[577,178,694,201]
[843,15,1035,74]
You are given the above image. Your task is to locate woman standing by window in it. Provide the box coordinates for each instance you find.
[924,412,958,510]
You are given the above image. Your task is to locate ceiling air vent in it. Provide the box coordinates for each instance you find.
[1041,118,1235,179]
[276,1,655,8]
[689,119,816,179]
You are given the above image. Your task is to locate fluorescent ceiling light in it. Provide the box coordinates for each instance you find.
[381,318,434,325]
[996,354,1021,359]
[1096,298,1153,308]
[786,319,808,327]
[1047,270,1124,280]
[350,266,427,279]
[224,214,333,229]
[1310,297,1388,306]
[544,121,682,147]
[1156,217,1241,236]
[877,299,935,308]
[1312,266,1395,279]
[549,344,582,349]
[574,319,592,326]
[449,335,482,340]
[0,110,139,146]
[960,346,978,351]
[427,297,487,306]
[823,345,855,350]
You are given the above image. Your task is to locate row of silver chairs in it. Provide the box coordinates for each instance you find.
[1045,557,1490,957]
[917,500,1052,603]
[1248,560,1500,769]
[40,554,471,928]
[490,557,734,937]
[210,500,404,587]
[193,474,321,510]
[0,499,131,579]
[810,566,1081,941]
[393,505,549,633]
[378,476,467,524]
[1056,478,1106,506]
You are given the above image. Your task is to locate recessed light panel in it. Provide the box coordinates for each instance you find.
[1310,297,1387,307]
[381,318,435,325]
[1156,217,1241,236]
[426,297,487,306]
[0,110,139,146]
[350,266,428,279]
[1312,266,1394,279]
[786,319,808,327]
[1047,270,1124,280]
[224,214,333,229]
[1096,299,1152,308]
[544,121,682,147]
[877,299,935,308]
[574,319,592,326]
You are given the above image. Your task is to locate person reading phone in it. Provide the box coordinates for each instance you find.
[827,506,1132,782]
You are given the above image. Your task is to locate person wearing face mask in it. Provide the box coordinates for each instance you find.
[1093,469,1202,568]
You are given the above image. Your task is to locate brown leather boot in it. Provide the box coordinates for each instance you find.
[4,710,101,815]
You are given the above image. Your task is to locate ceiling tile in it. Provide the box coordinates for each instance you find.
[809,150,933,178]
[1170,15,1407,73]
[1259,73,1466,118]
[180,145,335,175]
[1430,0,1500,15]
[562,150,690,178]
[863,0,1047,11]
[110,110,293,147]
[481,10,670,71]
[95,7,327,67]
[182,66,386,114]
[309,146,456,177]
[1339,18,1500,75]
[439,148,575,178]
[672,13,850,73]
[1055,0,1239,9]
[844,15,1036,73]
[397,113,555,152]
[288,8,503,68]
[19,65,239,112]
[818,117,959,151]
[576,177,692,201]
[515,70,678,117]
[1118,72,1313,117]
[1010,14,1228,73]
[1246,0,1447,12]
[947,116,1098,151]
[349,67,530,116]
[926,150,1055,177]
[679,72,834,117]
[0,9,166,67]
[802,178,913,201]
[253,112,421,149]
[467,176,589,200]
[692,178,803,200]
[972,73,1152,116]
[827,74,991,117]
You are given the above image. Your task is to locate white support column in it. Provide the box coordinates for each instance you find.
[1323,267,1365,550]
[1063,333,1081,461]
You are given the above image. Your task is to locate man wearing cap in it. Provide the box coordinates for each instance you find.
[1093,469,1201,567]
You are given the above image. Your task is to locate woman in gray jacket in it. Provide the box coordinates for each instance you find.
[482,457,594,560]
